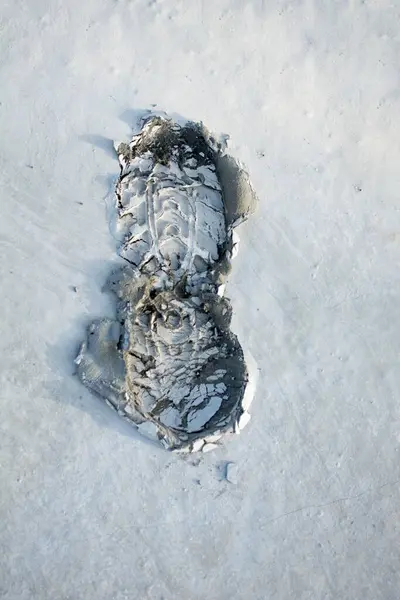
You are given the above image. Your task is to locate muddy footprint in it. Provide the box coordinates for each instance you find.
[75,111,257,452]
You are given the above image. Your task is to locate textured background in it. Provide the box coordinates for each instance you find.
[1,1,399,598]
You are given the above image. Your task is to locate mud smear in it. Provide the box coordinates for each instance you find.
[76,112,257,452]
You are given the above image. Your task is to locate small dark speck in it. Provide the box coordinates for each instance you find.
[256,150,265,158]
[193,478,201,486]
[354,185,362,192]
[70,285,78,293]
[26,164,34,169]
[76,201,84,205]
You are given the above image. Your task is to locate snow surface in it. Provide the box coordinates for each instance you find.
[1,1,400,599]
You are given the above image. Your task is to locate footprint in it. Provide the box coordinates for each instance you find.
[76,112,257,452]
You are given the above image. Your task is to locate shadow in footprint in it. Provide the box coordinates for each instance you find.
[46,254,161,451]
[79,134,116,158]
[119,108,152,130]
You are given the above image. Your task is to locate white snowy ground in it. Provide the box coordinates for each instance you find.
[1,1,400,598]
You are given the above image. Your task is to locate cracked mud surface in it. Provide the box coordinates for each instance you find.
[76,113,257,451]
